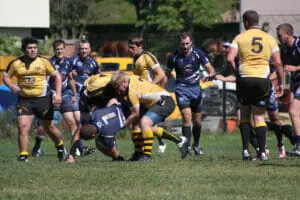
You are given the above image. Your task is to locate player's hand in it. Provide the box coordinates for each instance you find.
[284,65,296,72]
[275,84,284,98]
[72,96,77,105]
[67,155,76,164]
[72,70,78,77]
[11,85,21,94]
[53,94,62,107]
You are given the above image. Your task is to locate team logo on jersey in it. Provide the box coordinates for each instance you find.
[77,61,83,66]
[184,64,192,72]
[192,56,195,61]
[35,66,41,71]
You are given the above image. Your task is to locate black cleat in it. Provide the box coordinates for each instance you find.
[128,152,143,161]
[18,155,28,162]
[31,148,44,157]
[81,147,96,156]
[136,154,152,162]
[112,156,125,161]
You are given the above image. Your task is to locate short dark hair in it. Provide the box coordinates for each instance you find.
[80,124,97,140]
[277,23,294,35]
[128,33,143,46]
[243,10,259,26]
[21,37,38,51]
[52,39,65,49]
[179,32,192,41]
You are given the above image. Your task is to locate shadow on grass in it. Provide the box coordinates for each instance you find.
[257,162,300,167]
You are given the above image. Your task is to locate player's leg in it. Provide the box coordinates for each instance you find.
[95,135,125,161]
[239,105,252,160]
[17,115,34,162]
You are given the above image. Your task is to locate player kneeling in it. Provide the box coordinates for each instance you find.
[67,99,126,163]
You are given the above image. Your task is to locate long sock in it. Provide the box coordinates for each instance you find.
[76,140,84,151]
[70,141,79,156]
[155,127,165,145]
[239,121,252,150]
[182,126,192,146]
[281,125,295,145]
[249,128,259,150]
[131,130,143,154]
[142,129,154,156]
[156,127,181,143]
[294,135,300,145]
[273,123,283,147]
[254,122,267,154]
[56,140,65,151]
[33,135,44,151]
[192,125,201,147]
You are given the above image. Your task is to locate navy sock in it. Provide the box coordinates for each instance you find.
[77,140,85,151]
[33,136,43,150]
[254,126,267,153]
[192,125,201,147]
[239,122,252,150]
[182,126,192,146]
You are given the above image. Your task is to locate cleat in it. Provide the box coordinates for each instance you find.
[128,152,142,161]
[242,150,252,161]
[193,144,203,156]
[18,155,28,162]
[31,148,44,157]
[136,154,152,162]
[260,152,268,161]
[57,149,66,162]
[81,147,96,156]
[67,155,76,164]
[286,145,300,157]
[158,143,166,153]
[75,148,81,157]
[187,146,192,155]
[112,156,125,161]
[278,145,286,159]
[177,136,189,159]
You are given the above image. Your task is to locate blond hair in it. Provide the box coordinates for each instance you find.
[111,70,129,86]
[277,23,294,35]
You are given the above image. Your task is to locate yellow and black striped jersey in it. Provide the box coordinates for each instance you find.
[84,74,111,97]
[132,51,160,81]
[128,75,170,108]
[5,56,56,97]
[231,29,279,78]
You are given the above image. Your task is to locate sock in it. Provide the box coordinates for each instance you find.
[249,128,259,150]
[239,121,252,151]
[76,140,85,151]
[157,127,181,143]
[70,141,79,156]
[254,122,267,154]
[294,135,300,145]
[142,129,154,156]
[33,135,44,151]
[182,126,192,146]
[20,151,29,157]
[192,125,201,147]
[56,140,65,151]
[281,125,295,145]
[155,127,165,145]
[131,130,143,154]
[273,123,283,147]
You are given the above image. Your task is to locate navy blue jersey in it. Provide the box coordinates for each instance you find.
[69,54,100,92]
[167,48,209,86]
[49,56,72,94]
[281,37,300,82]
[90,104,125,137]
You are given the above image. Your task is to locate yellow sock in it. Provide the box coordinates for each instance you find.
[155,127,164,137]
[131,130,143,153]
[142,129,154,156]
[20,151,29,156]
[56,140,64,147]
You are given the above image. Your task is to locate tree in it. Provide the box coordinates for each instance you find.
[50,0,103,39]
[135,0,236,34]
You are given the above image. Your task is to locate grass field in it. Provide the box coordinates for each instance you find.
[0,131,299,200]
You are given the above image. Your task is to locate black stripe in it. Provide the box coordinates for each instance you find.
[144,144,153,147]
[6,56,22,73]
[144,149,152,153]
[143,52,158,64]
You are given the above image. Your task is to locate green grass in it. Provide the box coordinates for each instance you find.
[0,132,299,200]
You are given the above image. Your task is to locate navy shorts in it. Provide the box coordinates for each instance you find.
[267,83,278,112]
[291,81,300,100]
[95,134,116,150]
[54,94,74,113]
[175,84,202,112]
[72,95,80,111]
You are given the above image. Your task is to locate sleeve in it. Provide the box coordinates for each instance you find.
[93,60,100,74]
[166,54,175,73]
[270,37,279,53]
[44,59,56,75]
[128,89,139,108]
[5,60,15,77]
[196,49,209,66]
[230,35,239,50]
[144,53,159,69]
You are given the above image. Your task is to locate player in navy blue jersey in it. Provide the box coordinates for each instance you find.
[277,23,300,156]
[67,99,126,163]
[31,39,78,157]
[166,32,215,156]
[69,40,100,156]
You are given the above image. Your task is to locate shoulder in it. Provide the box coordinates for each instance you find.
[143,51,158,62]
[295,37,300,47]
[39,56,53,65]
[192,48,206,56]
[6,56,22,71]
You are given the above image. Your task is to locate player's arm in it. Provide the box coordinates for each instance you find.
[50,71,62,106]
[215,74,236,82]
[3,74,20,95]
[68,72,77,104]
[122,105,139,129]
[227,37,239,71]
[271,50,284,97]
[204,63,215,77]
[152,66,167,87]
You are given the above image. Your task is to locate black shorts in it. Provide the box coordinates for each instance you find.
[17,95,54,120]
[237,77,271,107]
[95,134,116,150]
[141,96,175,125]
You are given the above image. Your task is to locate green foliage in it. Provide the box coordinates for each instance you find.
[0,133,299,200]
[0,33,22,56]
[38,37,55,56]
[0,109,18,139]
[139,0,236,33]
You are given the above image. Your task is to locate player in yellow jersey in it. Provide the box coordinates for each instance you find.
[2,37,66,162]
[111,71,189,161]
[227,10,284,161]
[128,34,168,154]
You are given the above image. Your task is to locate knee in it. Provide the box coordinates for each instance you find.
[140,117,153,130]
[193,119,201,127]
